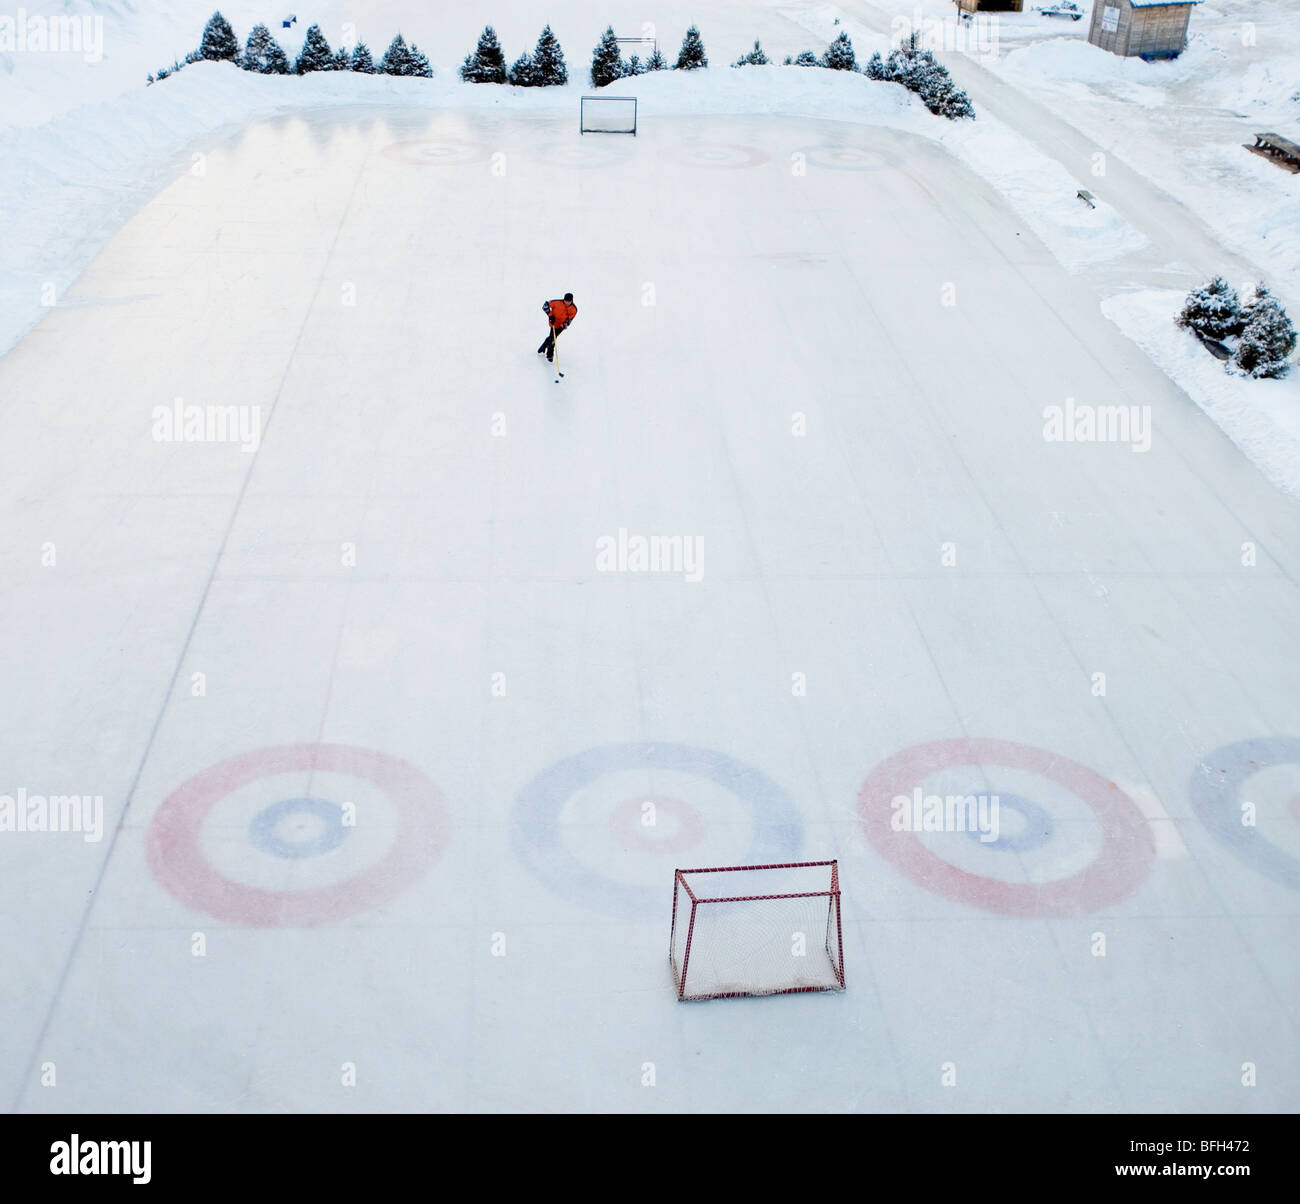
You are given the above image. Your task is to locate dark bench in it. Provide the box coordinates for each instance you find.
[1246,132,1300,173]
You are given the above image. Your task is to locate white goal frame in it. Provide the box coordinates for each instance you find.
[669,861,846,1001]
[580,95,638,136]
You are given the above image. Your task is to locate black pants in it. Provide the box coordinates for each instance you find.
[538,327,562,358]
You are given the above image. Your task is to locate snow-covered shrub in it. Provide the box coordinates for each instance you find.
[783,50,820,66]
[331,47,351,71]
[732,40,770,68]
[591,27,624,87]
[461,26,507,84]
[507,53,536,86]
[624,54,644,76]
[675,25,708,70]
[148,60,183,84]
[822,31,856,71]
[294,24,334,74]
[1175,276,1246,341]
[645,46,668,71]
[1234,286,1297,378]
[199,12,239,62]
[240,24,290,75]
[865,33,975,119]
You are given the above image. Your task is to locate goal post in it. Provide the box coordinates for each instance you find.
[670,861,846,1001]
[580,95,637,136]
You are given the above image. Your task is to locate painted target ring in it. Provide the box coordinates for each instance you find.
[1190,737,1300,891]
[859,739,1154,915]
[512,742,802,918]
[249,797,347,860]
[960,793,1054,854]
[541,143,638,169]
[796,144,900,172]
[607,795,706,855]
[664,143,770,169]
[147,744,448,926]
[381,140,488,167]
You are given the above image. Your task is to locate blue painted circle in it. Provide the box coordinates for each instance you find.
[511,743,803,918]
[961,793,1054,853]
[249,797,348,861]
[1191,737,1300,891]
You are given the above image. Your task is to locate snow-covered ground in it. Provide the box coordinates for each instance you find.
[2,2,1299,1114]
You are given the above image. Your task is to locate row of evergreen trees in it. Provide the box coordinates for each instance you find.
[151,14,972,121]
[1177,277,1297,379]
[460,26,568,86]
[733,30,974,121]
[149,13,432,83]
[590,26,701,87]
[749,29,973,120]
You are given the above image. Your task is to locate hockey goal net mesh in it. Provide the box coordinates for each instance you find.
[670,862,845,1001]
[580,95,637,134]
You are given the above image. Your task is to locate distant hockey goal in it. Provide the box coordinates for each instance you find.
[580,95,637,135]
[670,862,846,1001]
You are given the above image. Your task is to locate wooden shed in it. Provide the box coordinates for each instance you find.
[956,1,1024,12]
[1088,0,1200,59]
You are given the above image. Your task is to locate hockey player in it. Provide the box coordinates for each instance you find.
[537,293,577,362]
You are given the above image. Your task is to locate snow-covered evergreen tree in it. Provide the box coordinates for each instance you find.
[732,40,769,67]
[532,25,568,85]
[352,41,376,73]
[784,50,819,66]
[408,41,433,78]
[624,54,643,76]
[461,26,507,83]
[240,24,290,75]
[380,34,410,75]
[1176,277,1246,341]
[507,52,535,86]
[645,45,667,71]
[199,12,239,61]
[822,32,856,71]
[591,27,624,88]
[331,46,351,71]
[1235,287,1297,378]
[294,24,333,74]
[675,25,707,70]
[863,51,886,80]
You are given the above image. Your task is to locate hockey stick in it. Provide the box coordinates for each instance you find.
[553,327,564,381]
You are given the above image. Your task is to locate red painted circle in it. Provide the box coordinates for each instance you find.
[664,143,770,169]
[146,744,447,926]
[858,739,1154,915]
[381,140,487,166]
[607,795,706,854]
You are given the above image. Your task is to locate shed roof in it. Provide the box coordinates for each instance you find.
[1126,0,1201,8]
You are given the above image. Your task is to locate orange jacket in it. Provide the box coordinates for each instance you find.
[546,299,577,330]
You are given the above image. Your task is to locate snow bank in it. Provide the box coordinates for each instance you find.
[1102,289,1300,500]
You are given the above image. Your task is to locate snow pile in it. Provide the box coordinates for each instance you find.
[931,120,1149,272]
[1103,290,1300,499]
[999,35,1208,95]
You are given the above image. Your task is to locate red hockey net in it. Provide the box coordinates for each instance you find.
[669,862,845,1001]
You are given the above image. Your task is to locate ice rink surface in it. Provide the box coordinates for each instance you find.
[1,105,1298,1112]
